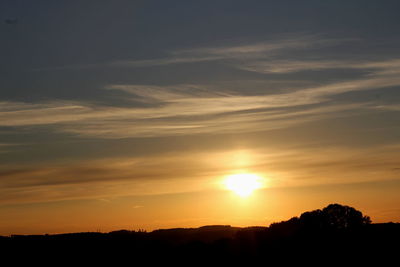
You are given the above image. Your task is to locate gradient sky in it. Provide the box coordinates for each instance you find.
[1,0,400,235]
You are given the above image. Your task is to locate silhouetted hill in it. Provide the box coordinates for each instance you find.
[150,225,241,244]
[1,204,399,264]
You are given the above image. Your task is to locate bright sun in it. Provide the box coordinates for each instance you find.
[224,173,264,197]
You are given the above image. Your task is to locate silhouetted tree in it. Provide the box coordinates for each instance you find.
[296,203,371,230]
[321,203,371,229]
[299,209,325,230]
[267,203,371,239]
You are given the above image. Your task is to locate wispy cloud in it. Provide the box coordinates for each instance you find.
[0,151,229,205]
[32,34,351,71]
[0,143,21,154]
[2,59,400,138]
[0,90,370,138]
[3,35,400,139]
[238,58,400,74]
[60,102,367,138]
[372,104,400,111]
[112,34,351,68]
[0,144,399,205]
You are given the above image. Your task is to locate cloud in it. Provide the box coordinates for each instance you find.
[238,58,400,74]
[111,34,351,68]
[0,151,230,205]
[0,94,369,138]
[0,145,399,205]
[111,55,223,68]
[2,35,400,139]
[0,143,21,154]
[32,34,351,71]
[1,58,400,138]
[372,104,400,111]
[60,102,367,138]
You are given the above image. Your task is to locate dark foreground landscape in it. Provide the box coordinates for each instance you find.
[1,204,399,264]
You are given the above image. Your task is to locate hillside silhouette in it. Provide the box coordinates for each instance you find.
[1,204,398,264]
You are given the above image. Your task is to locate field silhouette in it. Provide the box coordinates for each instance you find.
[1,203,398,264]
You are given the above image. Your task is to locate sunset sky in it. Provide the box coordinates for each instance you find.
[1,0,400,235]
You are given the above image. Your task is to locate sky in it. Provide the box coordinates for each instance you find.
[0,0,400,235]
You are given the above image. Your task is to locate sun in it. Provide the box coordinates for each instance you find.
[223,173,264,197]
